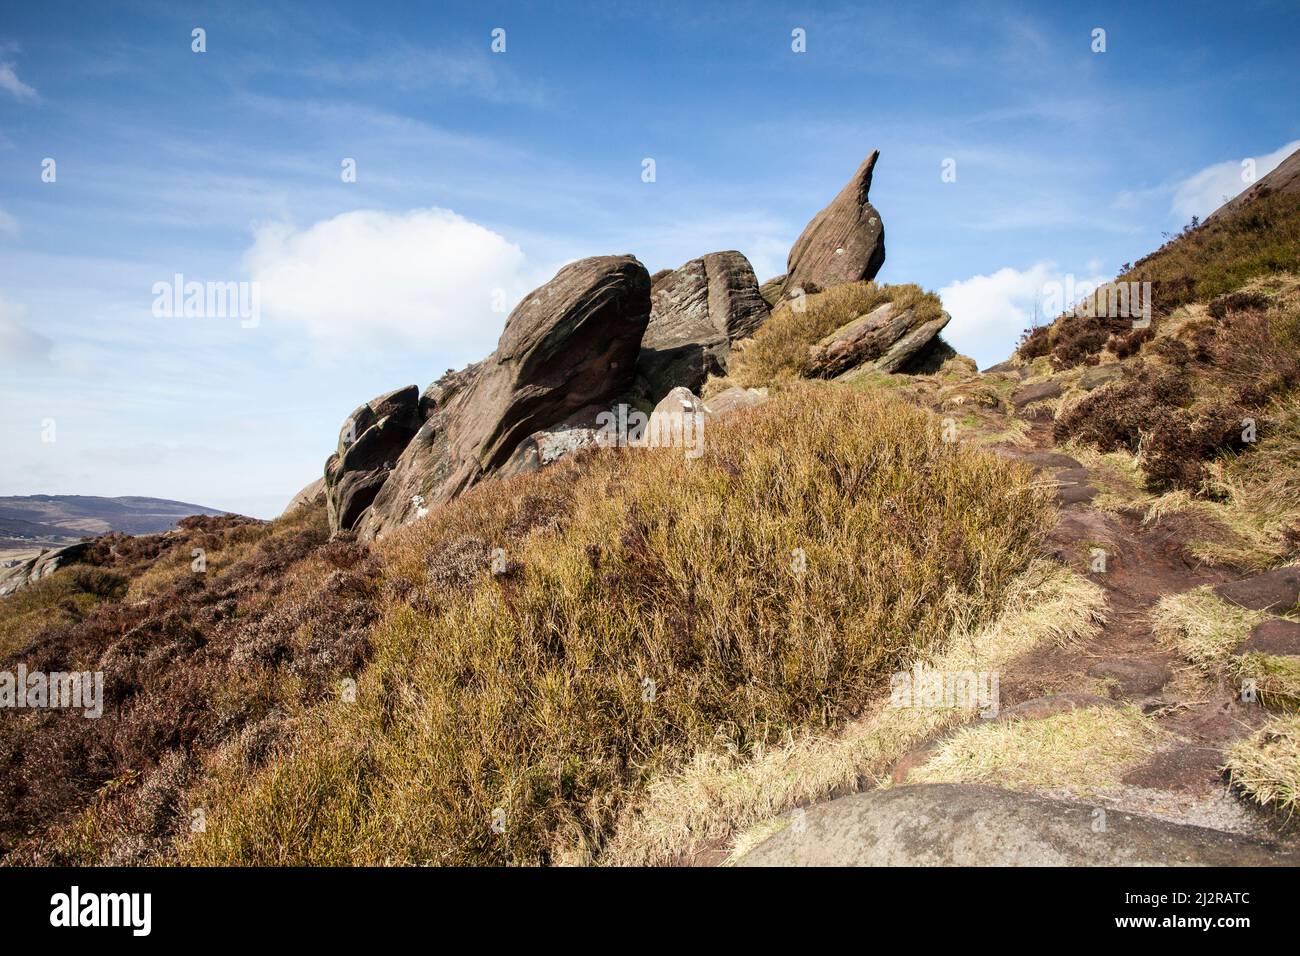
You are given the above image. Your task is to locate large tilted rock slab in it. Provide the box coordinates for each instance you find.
[636,251,770,401]
[739,784,1298,866]
[325,385,422,533]
[784,150,886,295]
[805,301,950,378]
[354,255,652,540]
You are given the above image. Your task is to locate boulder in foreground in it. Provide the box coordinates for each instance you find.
[739,783,1297,866]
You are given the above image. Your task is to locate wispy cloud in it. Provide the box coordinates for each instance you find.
[0,297,53,365]
[244,44,546,107]
[1171,139,1300,222]
[243,207,540,360]
[0,60,37,101]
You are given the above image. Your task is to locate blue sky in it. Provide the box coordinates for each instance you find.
[1,0,1297,517]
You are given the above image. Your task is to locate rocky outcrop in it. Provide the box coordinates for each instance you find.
[635,251,770,402]
[738,784,1298,866]
[758,275,787,308]
[1234,618,1300,657]
[0,542,91,596]
[805,301,950,378]
[783,150,886,295]
[641,386,711,456]
[1010,378,1064,409]
[352,255,652,540]
[703,385,769,417]
[324,385,422,534]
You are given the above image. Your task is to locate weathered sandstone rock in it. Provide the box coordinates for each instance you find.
[805,301,950,378]
[636,251,769,401]
[354,255,652,540]
[0,542,91,596]
[784,150,886,294]
[738,784,1298,866]
[324,385,422,534]
[281,477,326,518]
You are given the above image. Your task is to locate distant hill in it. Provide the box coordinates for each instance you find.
[0,495,229,551]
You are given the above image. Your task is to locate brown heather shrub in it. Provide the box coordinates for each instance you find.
[182,383,1053,866]
[1142,404,1250,492]
[1054,296,1300,492]
[1053,362,1251,492]
[1054,364,1192,453]
[1016,324,1052,361]
[1209,289,1273,319]
[0,502,379,863]
[1015,194,1300,368]
[1110,327,1154,359]
[1044,314,1133,369]
[726,281,944,388]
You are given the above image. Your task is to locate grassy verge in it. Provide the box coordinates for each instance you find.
[908,705,1165,792]
[1121,193,1300,309]
[605,560,1105,866]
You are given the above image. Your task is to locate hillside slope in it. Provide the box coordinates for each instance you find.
[0,495,228,552]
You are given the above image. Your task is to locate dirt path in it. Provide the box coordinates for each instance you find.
[890,396,1297,842]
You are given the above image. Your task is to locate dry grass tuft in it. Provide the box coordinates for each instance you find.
[603,561,1105,866]
[909,705,1165,792]
[1154,586,1300,711]
[1225,715,1300,814]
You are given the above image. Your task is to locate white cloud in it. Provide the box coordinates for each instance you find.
[244,207,537,358]
[0,297,52,364]
[0,61,37,101]
[1171,139,1300,223]
[939,262,1108,368]
[0,207,18,236]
